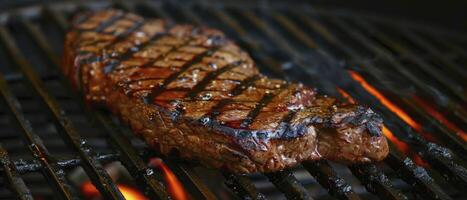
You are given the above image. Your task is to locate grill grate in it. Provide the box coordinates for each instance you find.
[0,0,466,200]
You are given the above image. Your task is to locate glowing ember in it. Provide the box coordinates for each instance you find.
[81,181,147,200]
[412,96,467,142]
[149,158,189,200]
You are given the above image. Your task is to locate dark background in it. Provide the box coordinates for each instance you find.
[0,0,465,32]
[314,0,467,32]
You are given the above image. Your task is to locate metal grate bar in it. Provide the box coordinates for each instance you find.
[208,8,284,77]
[412,135,467,191]
[270,12,318,49]
[412,29,467,57]
[0,71,75,199]
[265,170,314,200]
[396,28,467,79]
[241,9,302,60]
[135,1,175,24]
[92,112,170,200]
[8,153,118,174]
[351,19,466,103]
[0,144,33,200]
[227,6,342,94]
[288,12,363,66]
[302,161,360,200]
[235,8,331,80]
[0,25,125,200]
[223,172,267,200]
[349,164,408,200]
[385,150,452,200]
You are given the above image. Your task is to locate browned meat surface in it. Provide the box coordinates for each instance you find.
[62,10,388,173]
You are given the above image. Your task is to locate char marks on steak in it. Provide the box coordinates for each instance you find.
[62,10,389,173]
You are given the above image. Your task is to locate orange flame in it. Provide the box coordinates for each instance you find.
[382,126,409,154]
[149,158,189,200]
[336,87,429,167]
[160,163,189,200]
[348,71,423,132]
[412,96,467,142]
[81,182,147,200]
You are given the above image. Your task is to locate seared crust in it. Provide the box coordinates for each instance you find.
[62,10,388,173]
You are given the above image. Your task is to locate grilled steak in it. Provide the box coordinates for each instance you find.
[62,10,388,173]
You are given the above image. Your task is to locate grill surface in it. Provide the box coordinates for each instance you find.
[0,0,466,200]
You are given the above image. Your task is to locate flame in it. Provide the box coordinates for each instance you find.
[160,163,189,200]
[382,126,409,154]
[119,185,148,200]
[81,182,99,199]
[81,181,147,200]
[337,87,429,167]
[412,96,467,142]
[148,158,189,200]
